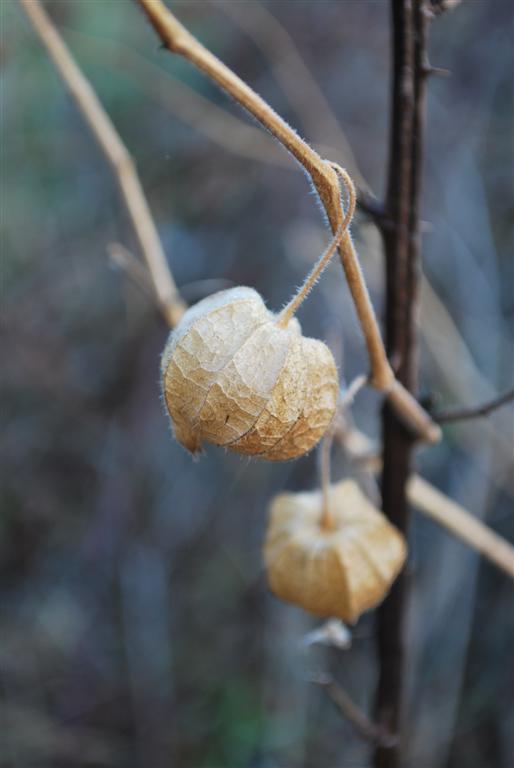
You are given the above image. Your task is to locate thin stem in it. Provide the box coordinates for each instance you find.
[278,165,356,326]
[340,374,368,411]
[408,476,514,580]
[319,427,334,530]
[135,0,440,443]
[433,386,514,424]
[19,0,186,328]
[310,674,396,748]
[319,373,366,531]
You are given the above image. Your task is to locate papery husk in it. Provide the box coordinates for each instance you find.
[161,287,339,460]
[264,479,407,623]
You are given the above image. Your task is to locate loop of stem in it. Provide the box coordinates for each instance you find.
[136,0,441,444]
[277,166,356,327]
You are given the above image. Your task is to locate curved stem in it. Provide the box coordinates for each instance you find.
[135,0,440,443]
[278,166,356,326]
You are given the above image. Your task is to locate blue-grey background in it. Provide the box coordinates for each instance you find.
[2,1,513,766]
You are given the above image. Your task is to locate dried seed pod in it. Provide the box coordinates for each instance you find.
[264,480,407,623]
[161,287,339,460]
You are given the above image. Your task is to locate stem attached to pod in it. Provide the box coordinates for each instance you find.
[278,165,356,327]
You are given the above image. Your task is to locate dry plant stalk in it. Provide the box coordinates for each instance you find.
[18,0,186,328]
[408,476,514,580]
[136,0,441,444]
[264,480,407,623]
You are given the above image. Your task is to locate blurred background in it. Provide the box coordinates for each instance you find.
[2,1,513,766]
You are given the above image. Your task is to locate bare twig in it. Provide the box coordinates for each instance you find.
[319,427,334,531]
[278,164,356,326]
[136,0,440,443]
[310,674,397,748]
[433,386,514,424]
[408,476,514,580]
[19,0,186,328]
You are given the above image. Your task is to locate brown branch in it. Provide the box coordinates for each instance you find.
[136,0,440,443]
[375,2,430,766]
[311,674,397,748]
[433,386,514,424]
[18,0,186,328]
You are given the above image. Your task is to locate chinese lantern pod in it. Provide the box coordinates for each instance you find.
[161,287,339,459]
[264,479,407,623]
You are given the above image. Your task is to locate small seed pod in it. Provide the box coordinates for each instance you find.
[161,287,339,460]
[264,479,407,623]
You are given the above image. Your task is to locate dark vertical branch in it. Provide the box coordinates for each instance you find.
[374,2,430,767]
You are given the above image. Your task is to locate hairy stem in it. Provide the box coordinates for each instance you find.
[278,165,356,326]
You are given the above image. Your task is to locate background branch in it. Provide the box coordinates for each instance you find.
[18,0,186,328]
[433,386,514,424]
[310,674,396,749]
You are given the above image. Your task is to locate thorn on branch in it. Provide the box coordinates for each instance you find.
[422,64,451,78]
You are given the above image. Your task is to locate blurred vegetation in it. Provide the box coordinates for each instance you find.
[1,1,513,767]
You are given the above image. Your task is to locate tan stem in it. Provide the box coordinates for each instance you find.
[19,0,186,328]
[319,429,335,530]
[137,0,439,442]
[407,476,514,580]
[278,166,356,326]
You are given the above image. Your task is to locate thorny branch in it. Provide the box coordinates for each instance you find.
[18,0,186,328]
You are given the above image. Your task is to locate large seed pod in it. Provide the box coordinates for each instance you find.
[264,480,407,623]
[161,287,338,460]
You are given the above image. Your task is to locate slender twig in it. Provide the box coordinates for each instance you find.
[136,0,440,443]
[408,476,514,580]
[433,386,514,424]
[18,0,186,328]
[319,428,334,530]
[310,674,397,748]
[319,374,367,531]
